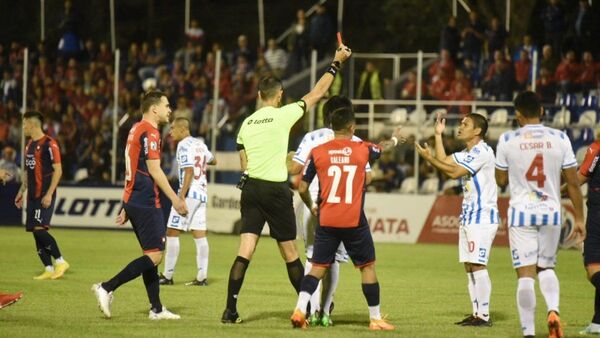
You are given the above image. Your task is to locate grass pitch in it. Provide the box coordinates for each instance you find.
[0,226,592,337]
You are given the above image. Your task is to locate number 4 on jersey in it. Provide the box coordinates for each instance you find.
[525,153,546,188]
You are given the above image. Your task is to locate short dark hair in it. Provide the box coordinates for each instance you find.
[467,113,488,137]
[23,110,44,125]
[173,117,190,129]
[330,101,355,132]
[323,95,353,127]
[141,90,167,114]
[258,76,282,101]
[514,91,542,118]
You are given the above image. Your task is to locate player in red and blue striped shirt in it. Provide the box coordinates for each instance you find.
[15,111,69,280]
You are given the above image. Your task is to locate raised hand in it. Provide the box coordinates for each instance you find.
[434,111,446,136]
[415,141,432,160]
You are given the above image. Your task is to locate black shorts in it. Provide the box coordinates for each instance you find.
[124,203,166,253]
[26,198,55,232]
[583,207,600,266]
[312,212,375,268]
[240,178,297,242]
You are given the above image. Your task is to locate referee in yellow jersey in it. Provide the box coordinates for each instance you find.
[221,43,352,323]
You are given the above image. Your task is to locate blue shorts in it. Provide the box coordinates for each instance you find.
[311,212,375,268]
[124,203,166,253]
[26,198,55,232]
[583,207,600,266]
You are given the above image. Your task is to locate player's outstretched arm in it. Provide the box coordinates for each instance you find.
[415,142,468,179]
[433,112,449,161]
[301,44,352,111]
[147,159,188,216]
[563,167,586,241]
[377,127,407,151]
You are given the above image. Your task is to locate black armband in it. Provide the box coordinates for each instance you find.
[325,62,340,77]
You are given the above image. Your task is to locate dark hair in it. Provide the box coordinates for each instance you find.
[330,101,355,132]
[323,95,353,127]
[514,91,542,118]
[23,110,44,125]
[173,117,190,129]
[258,76,283,101]
[467,113,488,137]
[141,90,167,114]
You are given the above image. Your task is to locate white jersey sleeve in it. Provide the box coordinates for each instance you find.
[177,140,194,169]
[495,133,509,171]
[452,146,488,175]
[559,133,577,169]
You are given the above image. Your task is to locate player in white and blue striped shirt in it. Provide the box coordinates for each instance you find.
[416,112,498,327]
[495,91,585,338]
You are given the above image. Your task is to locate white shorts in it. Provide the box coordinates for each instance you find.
[458,223,498,265]
[303,204,349,263]
[509,225,561,269]
[167,197,206,232]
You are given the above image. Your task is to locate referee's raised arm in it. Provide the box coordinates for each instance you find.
[302,43,352,110]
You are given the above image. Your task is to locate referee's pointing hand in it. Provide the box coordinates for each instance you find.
[334,43,352,64]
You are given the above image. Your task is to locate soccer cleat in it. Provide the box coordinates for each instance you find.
[185,279,208,286]
[51,261,70,279]
[548,311,564,338]
[455,314,476,325]
[92,283,113,318]
[149,307,180,320]
[320,313,333,327]
[33,270,54,280]
[290,308,307,329]
[579,324,600,335]
[308,313,320,326]
[369,318,395,330]
[221,308,242,324]
[158,273,174,285]
[0,292,23,309]
[462,317,492,327]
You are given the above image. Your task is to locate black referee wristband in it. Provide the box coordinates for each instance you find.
[325,62,340,77]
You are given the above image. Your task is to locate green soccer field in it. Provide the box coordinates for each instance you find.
[0,226,592,337]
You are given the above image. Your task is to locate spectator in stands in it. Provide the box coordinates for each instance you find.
[513,35,539,61]
[447,82,474,116]
[577,51,598,95]
[287,9,309,74]
[540,0,565,55]
[450,69,472,94]
[175,41,197,72]
[428,68,451,100]
[485,17,508,61]
[1,71,17,103]
[400,71,426,99]
[555,50,580,93]
[186,19,205,45]
[461,11,486,68]
[357,61,383,100]
[232,35,256,67]
[461,57,481,87]
[440,16,459,60]
[574,0,595,53]
[515,50,532,90]
[371,150,403,192]
[0,145,19,183]
[264,38,288,79]
[308,4,334,59]
[483,50,514,101]
[97,42,112,64]
[536,67,557,103]
[173,96,193,121]
[540,44,559,74]
[428,49,455,82]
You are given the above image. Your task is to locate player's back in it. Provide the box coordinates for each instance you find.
[176,136,213,200]
[123,120,162,208]
[310,139,379,228]
[496,124,577,226]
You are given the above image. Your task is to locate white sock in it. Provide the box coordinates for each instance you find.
[194,237,209,281]
[55,257,65,264]
[296,291,311,314]
[538,269,560,313]
[467,273,478,315]
[163,237,180,279]
[322,261,340,315]
[473,269,492,320]
[369,305,381,320]
[517,277,536,336]
[45,265,54,272]
[304,261,312,276]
